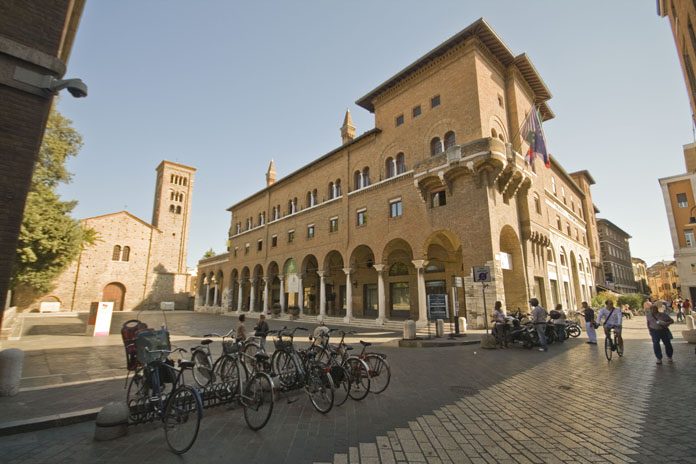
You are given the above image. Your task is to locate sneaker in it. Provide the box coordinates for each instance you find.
[538,348,545,352]
[656,359,663,365]
[668,358,673,364]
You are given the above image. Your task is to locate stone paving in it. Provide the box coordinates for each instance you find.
[1,315,694,463]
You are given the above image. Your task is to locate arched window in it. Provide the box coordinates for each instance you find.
[335,179,342,196]
[430,137,443,156]
[559,249,567,267]
[169,204,175,213]
[556,216,562,230]
[444,131,456,150]
[183,178,187,186]
[122,246,130,262]
[533,193,541,214]
[112,245,121,261]
[328,182,334,199]
[294,197,298,212]
[170,191,175,200]
[389,262,409,276]
[176,205,182,214]
[170,174,174,183]
[312,189,318,206]
[288,200,293,214]
[385,157,395,178]
[491,128,498,138]
[498,133,505,142]
[354,170,361,190]
[306,191,313,207]
[396,153,405,174]
[362,167,370,187]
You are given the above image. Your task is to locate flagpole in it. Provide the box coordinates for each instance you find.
[508,103,538,148]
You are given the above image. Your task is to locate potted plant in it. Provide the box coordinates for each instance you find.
[271,303,281,318]
[288,305,300,319]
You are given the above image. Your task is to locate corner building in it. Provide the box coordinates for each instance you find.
[196,19,596,327]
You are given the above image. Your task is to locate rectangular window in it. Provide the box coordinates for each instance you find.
[307,224,315,239]
[271,235,277,247]
[245,243,250,255]
[288,230,295,243]
[431,95,440,108]
[412,105,421,118]
[389,199,403,218]
[357,209,367,226]
[257,240,263,251]
[431,191,446,208]
[686,229,695,247]
[233,247,238,257]
[677,192,688,208]
[395,114,404,126]
[329,217,338,233]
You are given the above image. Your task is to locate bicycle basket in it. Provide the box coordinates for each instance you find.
[222,340,239,355]
[135,328,171,365]
[274,339,293,350]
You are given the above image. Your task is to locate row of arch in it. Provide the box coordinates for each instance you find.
[430,131,456,156]
[170,174,188,186]
[170,191,185,202]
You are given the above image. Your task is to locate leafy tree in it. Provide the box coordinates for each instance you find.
[202,248,216,259]
[11,106,95,293]
[617,293,645,311]
[591,291,619,309]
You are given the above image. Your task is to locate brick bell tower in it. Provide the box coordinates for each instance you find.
[152,161,196,274]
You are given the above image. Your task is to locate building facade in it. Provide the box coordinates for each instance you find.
[647,260,681,300]
[597,219,637,294]
[14,161,196,311]
[632,257,650,294]
[196,19,597,326]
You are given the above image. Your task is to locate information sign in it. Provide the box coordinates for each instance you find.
[473,266,491,283]
[93,302,114,337]
[427,294,448,321]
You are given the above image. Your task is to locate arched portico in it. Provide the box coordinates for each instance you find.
[420,230,464,324]
[383,239,417,320]
[252,265,264,312]
[349,245,377,319]
[499,225,527,312]
[322,251,346,318]
[301,254,320,316]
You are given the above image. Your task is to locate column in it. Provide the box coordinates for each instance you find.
[263,277,270,315]
[213,284,219,308]
[237,279,243,313]
[412,260,428,327]
[317,271,326,318]
[279,275,286,313]
[343,268,353,323]
[249,278,256,312]
[374,264,386,324]
[297,275,304,316]
[204,283,210,306]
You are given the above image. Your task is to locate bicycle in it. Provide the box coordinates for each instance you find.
[189,329,240,389]
[604,326,623,361]
[354,340,391,394]
[306,329,363,406]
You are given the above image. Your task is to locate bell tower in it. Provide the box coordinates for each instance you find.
[340,109,356,144]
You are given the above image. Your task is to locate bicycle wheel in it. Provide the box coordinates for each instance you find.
[616,337,624,357]
[306,365,334,414]
[365,354,391,394]
[126,368,149,421]
[604,337,613,361]
[308,345,331,367]
[242,372,274,431]
[331,365,351,406]
[271,350,299,389]
[242,342,261,373]
[218,356,241,398]
[164,385,202,455]
[342,357,370,401]
[191,350,213,387]
[568,326,581,338]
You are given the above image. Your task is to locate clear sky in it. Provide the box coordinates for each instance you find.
[57,0,692,269]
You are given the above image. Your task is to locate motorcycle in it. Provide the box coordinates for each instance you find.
[504,317,534,349]
[565,320,582,338]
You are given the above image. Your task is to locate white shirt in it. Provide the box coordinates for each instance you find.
[596,306,622,327]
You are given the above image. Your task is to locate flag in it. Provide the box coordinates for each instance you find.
[520,107,550,168]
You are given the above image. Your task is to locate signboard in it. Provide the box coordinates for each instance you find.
[499,252,512,270]
[93,302,114,337]
[473,266,491,283]
[39,301,61,313]
[286,273,299,293]
[452,276,463,288]
[427,294,448,321]
[451,287,460,317]
[160,301,175,311]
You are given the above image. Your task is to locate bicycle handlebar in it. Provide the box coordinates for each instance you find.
[202,328,235,339]
[145,347,187,355]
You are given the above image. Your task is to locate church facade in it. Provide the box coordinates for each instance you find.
[14,161,195,312]
[196,19,598,327]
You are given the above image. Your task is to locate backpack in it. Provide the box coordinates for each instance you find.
[549,309,561,320]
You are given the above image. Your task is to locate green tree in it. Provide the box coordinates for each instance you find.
[202,248,216,259]
[11,106,95,293]
[617,293,645,311]
[591,291,619,309]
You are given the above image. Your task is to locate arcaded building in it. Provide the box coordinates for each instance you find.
[196,19,597,326]
[14,161,195,311]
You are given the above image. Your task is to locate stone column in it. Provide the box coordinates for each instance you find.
[237,279,243,314]
[297,274,304,315]
[374,264,386,325]
[204,283,210,306]
[249,278,257,312]
[343,268,353,323]
[213,284,219,308]
[263,277,270,314]
[279,275,286,313]
[318,271,326,318]
[412,260,428,327]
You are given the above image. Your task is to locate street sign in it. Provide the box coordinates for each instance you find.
[473,266,491,283]
[93,302,114,337]
[427,294,448,321]
[452,276,463,288]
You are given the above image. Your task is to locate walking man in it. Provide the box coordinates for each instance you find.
[581,301,597,345]
[646,303,674,364]
[530,298,548,352]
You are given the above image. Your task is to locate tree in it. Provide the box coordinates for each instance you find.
[202,248,216,259]
[11,106,95,293]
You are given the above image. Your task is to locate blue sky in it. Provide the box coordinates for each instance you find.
[57,0,691,269]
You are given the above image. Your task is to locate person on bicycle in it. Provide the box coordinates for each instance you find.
[597,299,623,352]
[253,314,269,350]
[491,301,508,348]
[529,298,548,352]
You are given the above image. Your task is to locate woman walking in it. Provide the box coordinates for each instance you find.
[646,303,674,365]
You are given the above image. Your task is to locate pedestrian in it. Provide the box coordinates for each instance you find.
[529,298,548,352]
[643,297,653,315]
[491,301,508,348]
[549,304,566,343]
[683,298,692,316]
[236,313,247,341]
[677,303,685,323]
[581,301,597,344]
[646,303,674,364]
[253,314,269,350]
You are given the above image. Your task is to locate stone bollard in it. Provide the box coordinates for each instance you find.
[94,401,129,441]
[480,334,498,349]
[459,317,468,333]
[687,315,694,330]
[0,349,24,397]
[403,319,416,340]
[435,319,444,338]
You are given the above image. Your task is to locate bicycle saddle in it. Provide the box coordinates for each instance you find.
[255,352,269,361]
[360,340,372,347]
[345,346,354,351]
[201,339,213,345]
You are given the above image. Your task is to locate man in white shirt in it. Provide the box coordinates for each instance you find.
[596,299,623,352]
[529,298,548,352]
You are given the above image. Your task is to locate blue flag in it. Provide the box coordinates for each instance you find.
[520,107,550,167]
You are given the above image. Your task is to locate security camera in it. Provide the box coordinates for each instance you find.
[47,77,88,98]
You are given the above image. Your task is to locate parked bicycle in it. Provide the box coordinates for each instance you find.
[604,326,624,361]
[565,320,582,338]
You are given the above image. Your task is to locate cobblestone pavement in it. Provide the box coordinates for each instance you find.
[1,316,695,463]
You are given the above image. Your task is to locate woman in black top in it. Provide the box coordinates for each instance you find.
[581,301,597,345]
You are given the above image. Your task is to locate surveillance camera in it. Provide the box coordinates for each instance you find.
[48,77,88,98]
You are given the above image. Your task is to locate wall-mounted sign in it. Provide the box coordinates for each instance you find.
[427,294,448,321]
[473,266,491,283]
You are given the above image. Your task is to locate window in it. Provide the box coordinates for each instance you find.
[497,94,504,108]
[112,245,121,261]
[396,153,405,174]
[444,131,456,150]
[431,190,446,208]
[395,114,404,126]
[556,216,562,230]
[257,240,263,251]
[169,204,176,213]
[271,235,278,247]
[354,170,361,190]
[357,208,367,226]
[431,95,440,108]
[122,246,130,262]
[307,224,315,239]
[389,199,403,218]
[328,181,334,199]
[491,128,498,138]
[385,157,395,178]
[236,223,241,234]
[533,193,541,214]
[561,187,566,205]
[430,137,443,156]
[335,179,342,197]
[234,247,238,257]
[362,167,370,187]
[412,105,421,118]
[677,193,688,208]
[551,177,557,195]
[259,212,265,225]
[288,230,295,243]
[686,229,695,247]
[566,224,571,236]
[245,243,250,255]
[329,217,339,233]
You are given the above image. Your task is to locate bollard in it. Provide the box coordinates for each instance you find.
[480,334,498,349]
[94,401,129,441]
[476,315,484,330]
[0,349,24,397]
[403,319,416,340]
[435,319,444,338]
[459,317,468,333]
[687,315,694,330]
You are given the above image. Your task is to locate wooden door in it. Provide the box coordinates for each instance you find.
[102,282,126,311]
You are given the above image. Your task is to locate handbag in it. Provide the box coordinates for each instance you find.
[593,321,599,329]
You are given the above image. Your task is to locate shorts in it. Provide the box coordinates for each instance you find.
[604,325,622,335]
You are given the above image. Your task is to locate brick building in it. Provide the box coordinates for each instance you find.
[14,161,195,311]
[597,219,637,294]
[647,260,680,300]
[197,19,598,327]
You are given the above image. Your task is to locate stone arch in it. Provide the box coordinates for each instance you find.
[383,239,417,320]
[349,245,377,319]
[322,250,346,317]
[251,264,264,312]
[102,282,126,311]
[216,270,224,306]
[489,115,508,143]
[241,267,251,311]
[420,230,464,323]
[267,262,280,310]
[301,254,320,315]
[499,225,527,312]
